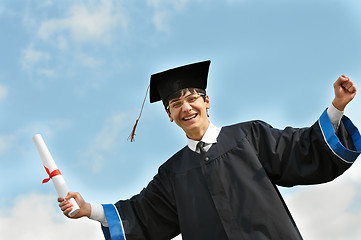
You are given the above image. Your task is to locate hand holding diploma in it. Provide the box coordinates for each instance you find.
[58,192,92,219]
[33,134,80,217]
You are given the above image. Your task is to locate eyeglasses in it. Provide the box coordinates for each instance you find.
[166,93,205,111]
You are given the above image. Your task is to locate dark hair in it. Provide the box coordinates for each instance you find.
[163,88,206,109]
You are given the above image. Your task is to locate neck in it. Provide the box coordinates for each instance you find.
[186,120,210,141]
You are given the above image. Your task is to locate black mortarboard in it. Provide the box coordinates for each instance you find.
[149,60,211,104]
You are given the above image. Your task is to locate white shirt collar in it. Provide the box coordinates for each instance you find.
[187,122,222,152]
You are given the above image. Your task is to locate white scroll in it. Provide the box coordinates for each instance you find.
[33,134,80,217]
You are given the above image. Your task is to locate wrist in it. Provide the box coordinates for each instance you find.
[332,99,345,112]
[84,202,92,218]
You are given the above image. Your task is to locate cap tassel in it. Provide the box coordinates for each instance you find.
[128,84,150,142]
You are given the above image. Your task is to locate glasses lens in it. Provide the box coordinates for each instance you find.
[186,94,200,103]
[168,93,204,110]
[170,100,183,109]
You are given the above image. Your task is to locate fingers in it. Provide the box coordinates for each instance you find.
[58,192,78,217]
[335,75,357,93]
[335,75,349,86]
[59,198,74,216]
[342,80,357,93]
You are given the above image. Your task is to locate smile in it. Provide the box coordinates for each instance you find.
[183,114,198,121]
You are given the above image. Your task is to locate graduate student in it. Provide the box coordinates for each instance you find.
[59,60,361,240]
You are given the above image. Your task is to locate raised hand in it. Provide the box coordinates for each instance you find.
[332,75,357,111]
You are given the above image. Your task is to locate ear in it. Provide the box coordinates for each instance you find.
[166,110,174,122]
[205,95,210,110]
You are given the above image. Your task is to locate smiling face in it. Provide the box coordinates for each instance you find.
[166,89,210,140]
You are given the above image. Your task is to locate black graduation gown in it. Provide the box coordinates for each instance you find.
[102,111,361,240]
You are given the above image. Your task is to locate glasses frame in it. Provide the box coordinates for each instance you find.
[166,93,206,111]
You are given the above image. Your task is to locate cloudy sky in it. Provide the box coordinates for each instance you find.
[1,0,361,239]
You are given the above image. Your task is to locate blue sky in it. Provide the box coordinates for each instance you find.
[1,0,361,239]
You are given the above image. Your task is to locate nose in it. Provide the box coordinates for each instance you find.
[181,101,192,112]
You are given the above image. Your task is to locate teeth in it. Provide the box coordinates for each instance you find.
[184,114,197,120]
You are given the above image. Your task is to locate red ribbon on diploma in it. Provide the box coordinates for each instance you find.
[42,165,61,184]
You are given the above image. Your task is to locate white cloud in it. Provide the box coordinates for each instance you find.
[0,84,7,101]
[37,0,127,44]
[147,0,190,32]
[0,193,104,240]
[285,176,361,240]
[21,46,50,71]
[151,9,171,32]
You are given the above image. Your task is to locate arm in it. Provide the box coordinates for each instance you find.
[58,171,180,240]
[252,76,360,186]
[327,103,343,132]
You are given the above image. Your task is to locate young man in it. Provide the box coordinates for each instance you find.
[59,60,360,240]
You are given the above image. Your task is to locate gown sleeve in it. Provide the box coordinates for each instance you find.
[248,109,361,187]
[102,165,180,240]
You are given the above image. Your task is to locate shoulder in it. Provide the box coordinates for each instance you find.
[158,146,195,172]
[222,120,273,136]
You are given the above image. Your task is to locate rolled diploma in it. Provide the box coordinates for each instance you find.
[32,134,80,217]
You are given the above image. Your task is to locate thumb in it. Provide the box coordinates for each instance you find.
[65,192,78,201]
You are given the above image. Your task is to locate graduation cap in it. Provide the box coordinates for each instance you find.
[128,60,211,141]
[149,60,211,104]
